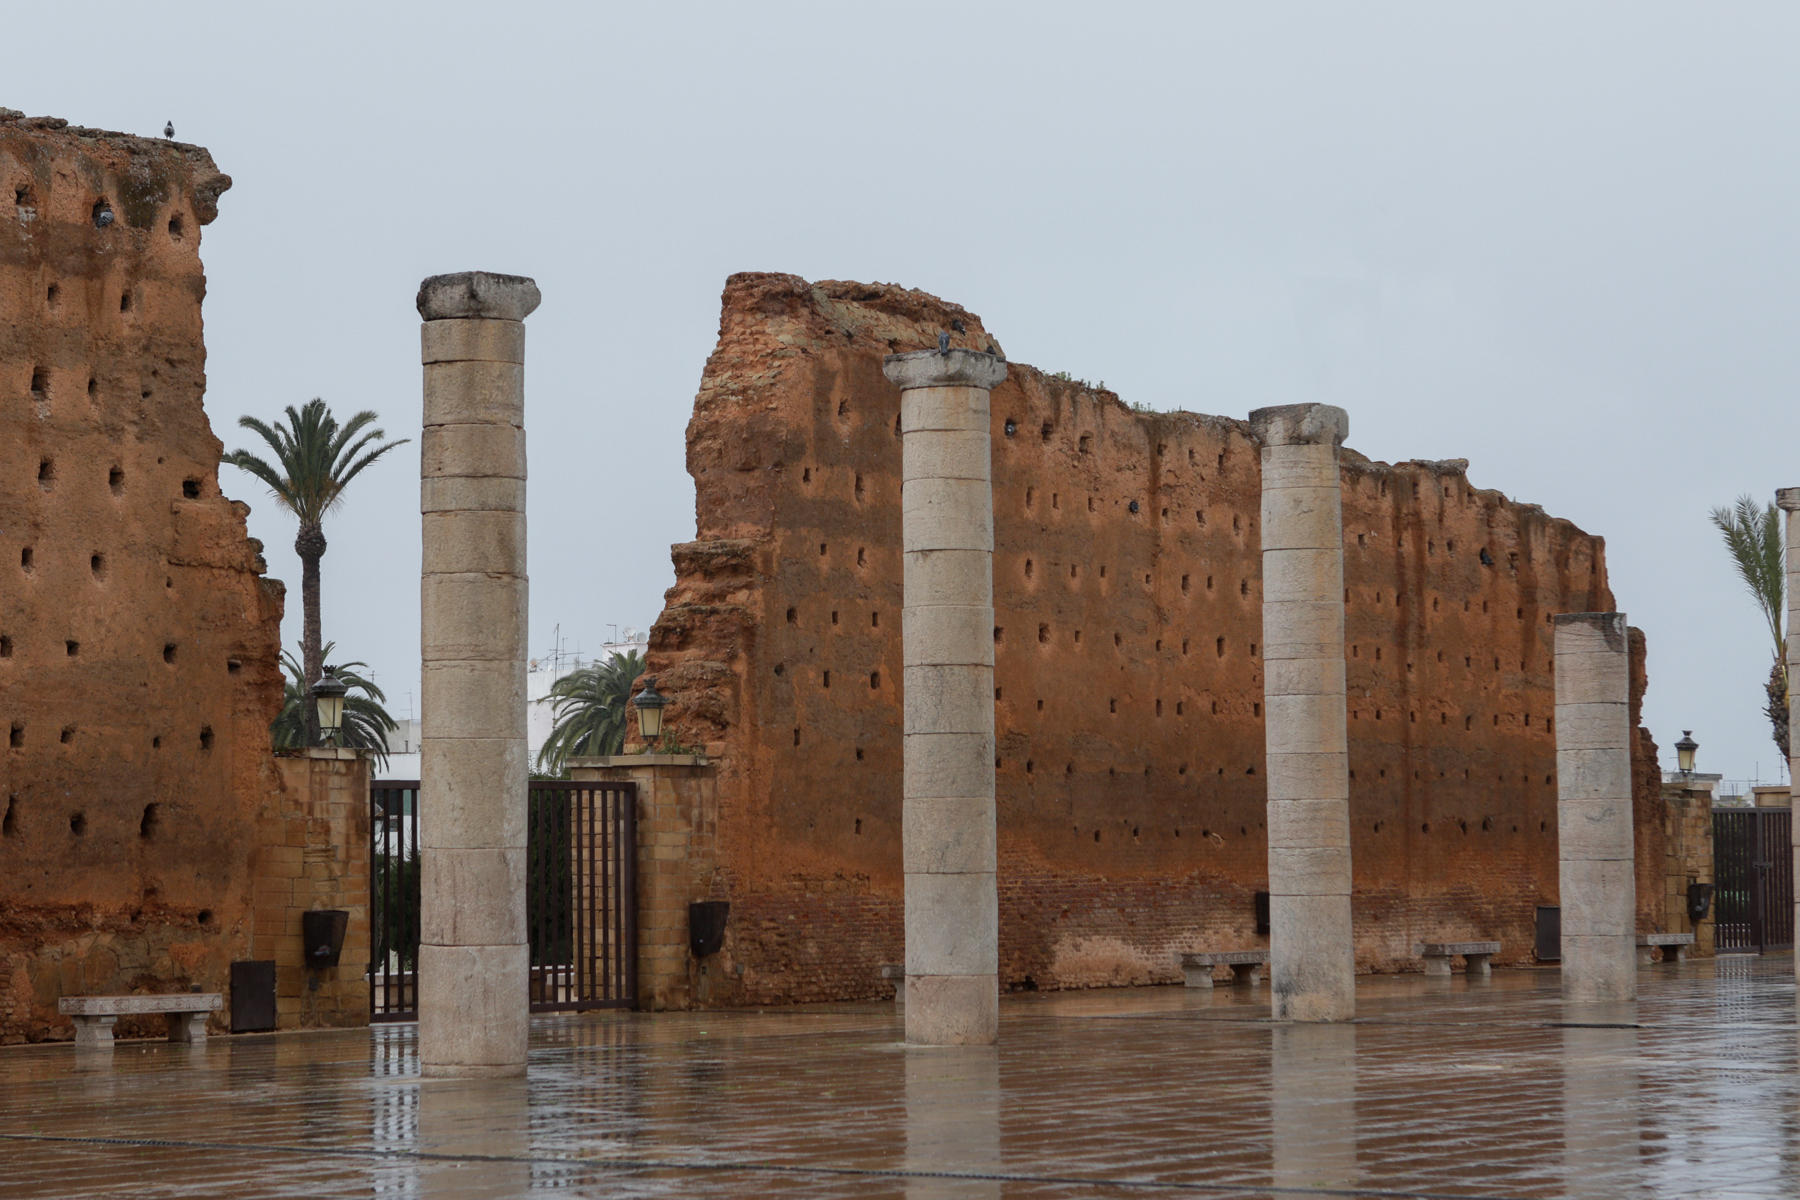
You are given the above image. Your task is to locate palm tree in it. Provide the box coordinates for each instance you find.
[224,399,407,745]
[1710,494,1787,757]
[534,650,646,775]
[272,642,399,767]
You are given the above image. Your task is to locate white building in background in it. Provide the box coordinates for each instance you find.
[373,627,650,781]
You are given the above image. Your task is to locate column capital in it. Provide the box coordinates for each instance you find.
[1777,487,1800,512]
[883,348,1007,393]
[417,271,541,322]
[1250,404,1348,448]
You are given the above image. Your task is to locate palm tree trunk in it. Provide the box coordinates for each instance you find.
[296,523,327,746]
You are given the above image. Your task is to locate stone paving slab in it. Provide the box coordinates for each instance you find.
[0,956,1795,1198]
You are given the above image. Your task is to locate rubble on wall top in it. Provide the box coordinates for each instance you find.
[1,108,232,224]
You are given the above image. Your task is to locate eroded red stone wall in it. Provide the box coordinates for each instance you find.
[648,272,1658,1003]
[0,113,286,1041]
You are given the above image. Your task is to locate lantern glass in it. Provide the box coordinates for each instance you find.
[1675,730,1698,774]
[312,671,349,743]
[634,677,667,741]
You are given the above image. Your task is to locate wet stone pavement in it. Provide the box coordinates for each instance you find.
[1,955,1796,1199]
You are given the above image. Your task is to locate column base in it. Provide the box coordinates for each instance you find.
[904,974,997,1045]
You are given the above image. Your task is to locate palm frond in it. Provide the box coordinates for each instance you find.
[533,650,646,774]
[1709,494,1785,660]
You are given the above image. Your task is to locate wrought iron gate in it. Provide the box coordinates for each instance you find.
[1712,807,1794,954]
[370,779,637,1021]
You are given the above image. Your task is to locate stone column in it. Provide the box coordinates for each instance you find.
[883,347,1007,1046]
[1554,612,1636,1004]
[1779,487,1800,987]
[416,271,540,1077]
[1250,403,1354,1023]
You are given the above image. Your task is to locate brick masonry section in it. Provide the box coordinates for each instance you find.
[631,273,1676,1007]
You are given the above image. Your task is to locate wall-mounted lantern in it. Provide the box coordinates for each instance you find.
[634,676,667,742]
[1675,730,1699,776]
[312,669,348,746]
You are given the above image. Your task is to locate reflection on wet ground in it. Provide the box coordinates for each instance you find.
[2,956,1795,1198]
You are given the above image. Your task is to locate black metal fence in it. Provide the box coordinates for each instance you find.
[369,779,637,1021]
[1713,807,1794,954]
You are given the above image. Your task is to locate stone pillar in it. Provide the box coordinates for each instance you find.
[415,271,540,1077]
[1780,487,1800,987]
[1250,403,1355,1023]
[1554,612,1636,1004]
[883,347,1007,1046]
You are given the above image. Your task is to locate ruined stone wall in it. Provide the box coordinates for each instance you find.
[0,113,286,1041]
[646,272,1658,1004]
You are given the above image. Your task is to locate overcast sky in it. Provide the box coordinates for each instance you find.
[13,2,1799,786]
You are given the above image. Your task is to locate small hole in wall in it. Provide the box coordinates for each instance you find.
[199,726,214,750]
[60,725,75,744]
[793,728,801,746]
[141,804,160,837]
[227,658,241,674]
[109,466,124,494]
[855,747,864,761]
[0,635,10,657]
[831,610,839,625]
[168,214,184,239]
[818,543,826,556]
[786,607,796,623]
[870,671,880,689]
[1025,487,1035,508]
[1240,579,1249,597]
[1216,637,1225,658]
[13,183,34,207]
[87,376,97,397]
[1108,698,1117,714]
[31,369,49,400]
[854,818,862,834]
[994,627,1003,643]
[1079,434,1091,454]
[1,795,14,836]
[822,670,831,689]
[119,291,133,313]
[38,459,55,489]
[855,474,864,501]
[92,199,113,227]
[198,909,214,926]
[1114,632,1122,649]
[1253,703,1261,717]
[70,812,86,835]
[1037,699,1044,711]
[1025,558,1034,579]
[1087,497,1095,513]
[1039,624,1049,644]
[1003,418,1017,437]
[871,612,879,628]
[1052,493,1060,509]
[802,467,811,483]
[773,664,784,676]
[182,479,201,499]
[65,640,79,657]
[90,554,107,580]
[152,736,161,749]
[1041,422,1053,441]
[9,723,23,748]
[1128,500,1140,515]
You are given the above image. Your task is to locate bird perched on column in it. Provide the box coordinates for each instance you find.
[164,121,174,140]
[937,331,950,353]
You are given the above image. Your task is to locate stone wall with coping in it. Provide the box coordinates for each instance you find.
[260,750,371,1028]
[640,272,1666,1007]
[1658,779,1715,956]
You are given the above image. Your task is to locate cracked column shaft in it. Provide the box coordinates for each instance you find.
[884,346,1006,1046]
[416,270,540,1077]
[1251,402,1355,1022]
[1554,611,1636,1004]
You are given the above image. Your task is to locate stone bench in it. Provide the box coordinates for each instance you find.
[1419,941,1501,977]
[1637,932,1695,965]
[879,963,905,1008]
[1180,950,1268,989]
[59,993,223,1048]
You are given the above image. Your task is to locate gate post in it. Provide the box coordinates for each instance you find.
[416,271,539,1077]
[1779,487,1800,980]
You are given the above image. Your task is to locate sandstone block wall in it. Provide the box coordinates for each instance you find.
[263,751,371,1028]
[0,113,291,1041]
[645,275,1666,1003]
